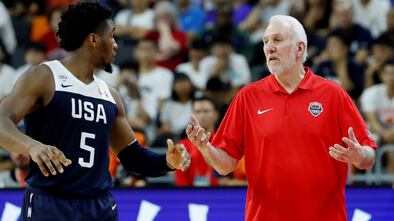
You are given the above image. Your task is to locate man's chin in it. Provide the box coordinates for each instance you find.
[103,63,113,73]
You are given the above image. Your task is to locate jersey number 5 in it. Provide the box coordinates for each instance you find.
[79,132,95,168]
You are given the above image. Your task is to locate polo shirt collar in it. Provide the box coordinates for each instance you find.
[268,67,315,93]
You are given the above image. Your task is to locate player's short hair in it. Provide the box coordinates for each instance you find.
[192,96,220,112]
[57,2,112,51]
[269,15,308,63]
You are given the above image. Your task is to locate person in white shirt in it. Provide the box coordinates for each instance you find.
[349,0,391,38]
[114,0,155,40]
[361,59,394,174]
[134,39,174,142]
[176,39,208,90]
[0,46,15,101]
[159,73,195,140]
[199,35,251,88]
[0,1,16,55]
[13,42,47,88]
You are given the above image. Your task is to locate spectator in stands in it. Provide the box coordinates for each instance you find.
[176,0,206,41]
[116,61,151,132]
[348,0,391,38]
[365,34,394,88]
[175,96,219,186]
[134,38,173,143]
[114,0,154,41]
[0,152,29,188]
[199,35,251,89]
[314,29,365,99]
[0,1,16,55]
[201,3,253,59]
[145,1,188,71]
[0,45,16,101]
[361,60,394,175]
[158,73,195,144]
[298,0,332,35]
[176,39,208,90]
[38,7,67,60]
[330,1,373,64]
[239,0,291,43]
[14,42,47,83]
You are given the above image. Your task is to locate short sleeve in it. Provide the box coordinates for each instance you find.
[338,88,377,149]
[360,86,378,113]
[211,90,245,160]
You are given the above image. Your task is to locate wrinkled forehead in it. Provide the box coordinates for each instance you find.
[263,20,292,40]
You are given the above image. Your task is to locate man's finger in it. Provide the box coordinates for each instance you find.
[51,147,72,166]
[348,127,358,143]
[190,114,201,127]
[35,158,49,177]
[167,139,175,152]
[342,137,355,148]
[40,155,57,175]
[186,124,193,135]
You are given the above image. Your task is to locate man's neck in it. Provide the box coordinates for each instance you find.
[62,52,96,84]
[139,63,156,73]
[274,65,306,94]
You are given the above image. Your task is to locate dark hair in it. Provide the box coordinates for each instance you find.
[26,42,47,53]
[373,34,394,48]
[192,95,220,112]
[327,29,352,48]
[171,73,195,101]
[379,59,394,73]
[57,2,112,51]
[119,60,139,71]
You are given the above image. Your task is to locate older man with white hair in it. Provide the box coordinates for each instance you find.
[186,15,377,220]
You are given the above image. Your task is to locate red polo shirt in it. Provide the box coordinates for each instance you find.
[212,68,377,221]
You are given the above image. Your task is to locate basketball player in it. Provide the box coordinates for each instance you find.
[0,2,190,221]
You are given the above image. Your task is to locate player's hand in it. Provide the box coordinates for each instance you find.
[329,127,366,167]
[28,142,72,177]
[186,115,211,150]
[166,139,190,171]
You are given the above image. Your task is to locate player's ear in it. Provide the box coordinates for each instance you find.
[88,33,98,47]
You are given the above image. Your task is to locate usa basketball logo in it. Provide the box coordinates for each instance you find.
[98,85,109,99]
[308,102,323,117]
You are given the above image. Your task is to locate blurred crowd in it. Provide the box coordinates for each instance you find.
[0,0,394,188]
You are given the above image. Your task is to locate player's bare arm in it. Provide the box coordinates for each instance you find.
[108,87,190,175]
[0,64,71,176]
[329,127,376,169]
[186,114,237,175]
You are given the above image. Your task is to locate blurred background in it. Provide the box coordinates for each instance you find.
[1,0,394,220]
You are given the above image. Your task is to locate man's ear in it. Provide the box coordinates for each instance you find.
[297,41,305,58]
[88,33,97,47]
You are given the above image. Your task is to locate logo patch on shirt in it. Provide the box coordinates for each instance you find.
[308,102,323,117]
[58,74,67,82]
[98,85,110,99]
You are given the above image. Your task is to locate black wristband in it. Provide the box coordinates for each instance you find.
[117,140,173,177]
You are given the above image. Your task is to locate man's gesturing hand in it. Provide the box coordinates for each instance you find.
[186,115,211,150]
[329,127,368,168]
[29,142,72,177]
[166,139,191,171]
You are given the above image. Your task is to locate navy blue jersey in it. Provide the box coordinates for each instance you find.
[24,60,118,197]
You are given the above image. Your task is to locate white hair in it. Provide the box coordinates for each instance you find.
[269,15,308,63]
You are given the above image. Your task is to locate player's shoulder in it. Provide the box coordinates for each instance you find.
[16,63,54,88]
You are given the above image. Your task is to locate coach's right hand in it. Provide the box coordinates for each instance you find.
[186,115,211,150]
[28,142,72,177]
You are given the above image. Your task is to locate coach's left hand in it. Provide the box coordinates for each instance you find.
[329,127,375,169]
[165,139,191,171]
